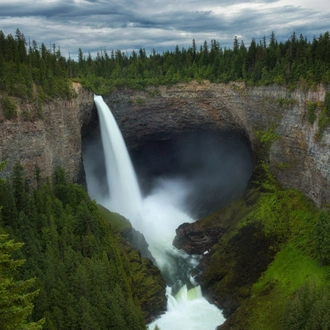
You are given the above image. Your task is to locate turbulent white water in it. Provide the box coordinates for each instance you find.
[93,95,225,330]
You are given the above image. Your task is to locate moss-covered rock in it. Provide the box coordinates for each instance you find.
[120,242,167,323]
[180,175,327,329]
[200,222,278,319]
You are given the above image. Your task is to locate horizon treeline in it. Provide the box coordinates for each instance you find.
[0,28,330,97]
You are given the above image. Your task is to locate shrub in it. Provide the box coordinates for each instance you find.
[2,96,17,119]
[315,211,330,265]
[325,90,330,116]
[316,107,330,140]
[307,101,317,124]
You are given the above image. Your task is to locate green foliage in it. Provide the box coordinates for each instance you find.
[255,129,280,145]
[1,96,17,119]
[34,97,43,119]
[0,29,73,101]
[0,160,7,184]
[97,204,131,232]
[247,244,328,329]
[254,128,280,165]
[307,101,317,124]
[316,106,330,139]
[0,165,150,330]
[277,98,297,107]
[282,281,330,330]
[201,169,321,329]
[0,234,45,330]
[315,211,330,265]
[3,29,330,96]
[316,91,330,138]
[75,30,330,91]
[325,90,330,116]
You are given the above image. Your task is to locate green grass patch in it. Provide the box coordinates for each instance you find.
[247,243,330,329]
[277,98,297,107]
[241,186,318,249]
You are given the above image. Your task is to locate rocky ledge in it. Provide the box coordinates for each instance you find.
[173,222,225,255]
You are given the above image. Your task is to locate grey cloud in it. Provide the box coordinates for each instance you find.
[0,0,329,59]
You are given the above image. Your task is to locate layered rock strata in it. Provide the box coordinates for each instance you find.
[1,81,330,209]
[104,82,330,208]
[0,83,93,184]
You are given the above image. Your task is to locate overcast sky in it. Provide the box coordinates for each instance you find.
[0,0,329,59]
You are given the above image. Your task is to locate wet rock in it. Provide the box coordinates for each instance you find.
[173,221,225,255]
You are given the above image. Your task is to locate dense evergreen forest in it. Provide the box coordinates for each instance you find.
[0,161,151,329]
[0,29,330,101]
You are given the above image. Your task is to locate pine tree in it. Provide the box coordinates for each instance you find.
[315,211,330,265]
[0,234,45,330]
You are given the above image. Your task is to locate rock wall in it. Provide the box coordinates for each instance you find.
[0,83,94,184]
[104,81,330,208]
[1,81,329,207]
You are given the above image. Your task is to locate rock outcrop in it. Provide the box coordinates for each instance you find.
[0,83,94,184]
[173,222,225,255]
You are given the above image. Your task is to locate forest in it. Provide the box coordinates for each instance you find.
[0,162,153,329]
[1,28,330,329]
[0,29,330,100]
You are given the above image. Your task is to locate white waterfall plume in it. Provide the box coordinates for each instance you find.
[94,95,142,221]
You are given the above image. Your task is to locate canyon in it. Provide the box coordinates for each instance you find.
[1,80,329,327]
[1,81,329,208]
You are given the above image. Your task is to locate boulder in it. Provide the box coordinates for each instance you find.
[173,221,225,255]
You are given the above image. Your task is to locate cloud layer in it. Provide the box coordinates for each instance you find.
[0,0,329,58]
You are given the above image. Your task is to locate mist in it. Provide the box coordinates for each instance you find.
[130,129,254,218]
[83,128,253,219]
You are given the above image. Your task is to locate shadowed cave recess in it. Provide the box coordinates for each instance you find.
[82,105,254,220]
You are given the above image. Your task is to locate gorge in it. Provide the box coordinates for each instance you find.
[91,95,228,329]
[1,81,329,208]
[1,81,330,328]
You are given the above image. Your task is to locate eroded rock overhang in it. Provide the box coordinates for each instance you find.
[1,81,329,209]
[88,81,330,209]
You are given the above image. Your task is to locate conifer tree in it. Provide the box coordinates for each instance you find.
[315,211,330,265]
[0,234,44,330]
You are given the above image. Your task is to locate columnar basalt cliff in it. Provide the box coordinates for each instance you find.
[1,81,329,208]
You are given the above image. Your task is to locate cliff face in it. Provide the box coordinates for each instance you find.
[1,81,329,208]
[104,81,329,208]
[0,83,94,184]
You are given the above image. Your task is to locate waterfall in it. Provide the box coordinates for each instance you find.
[94,95,142,220]
[93,95,225,330]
